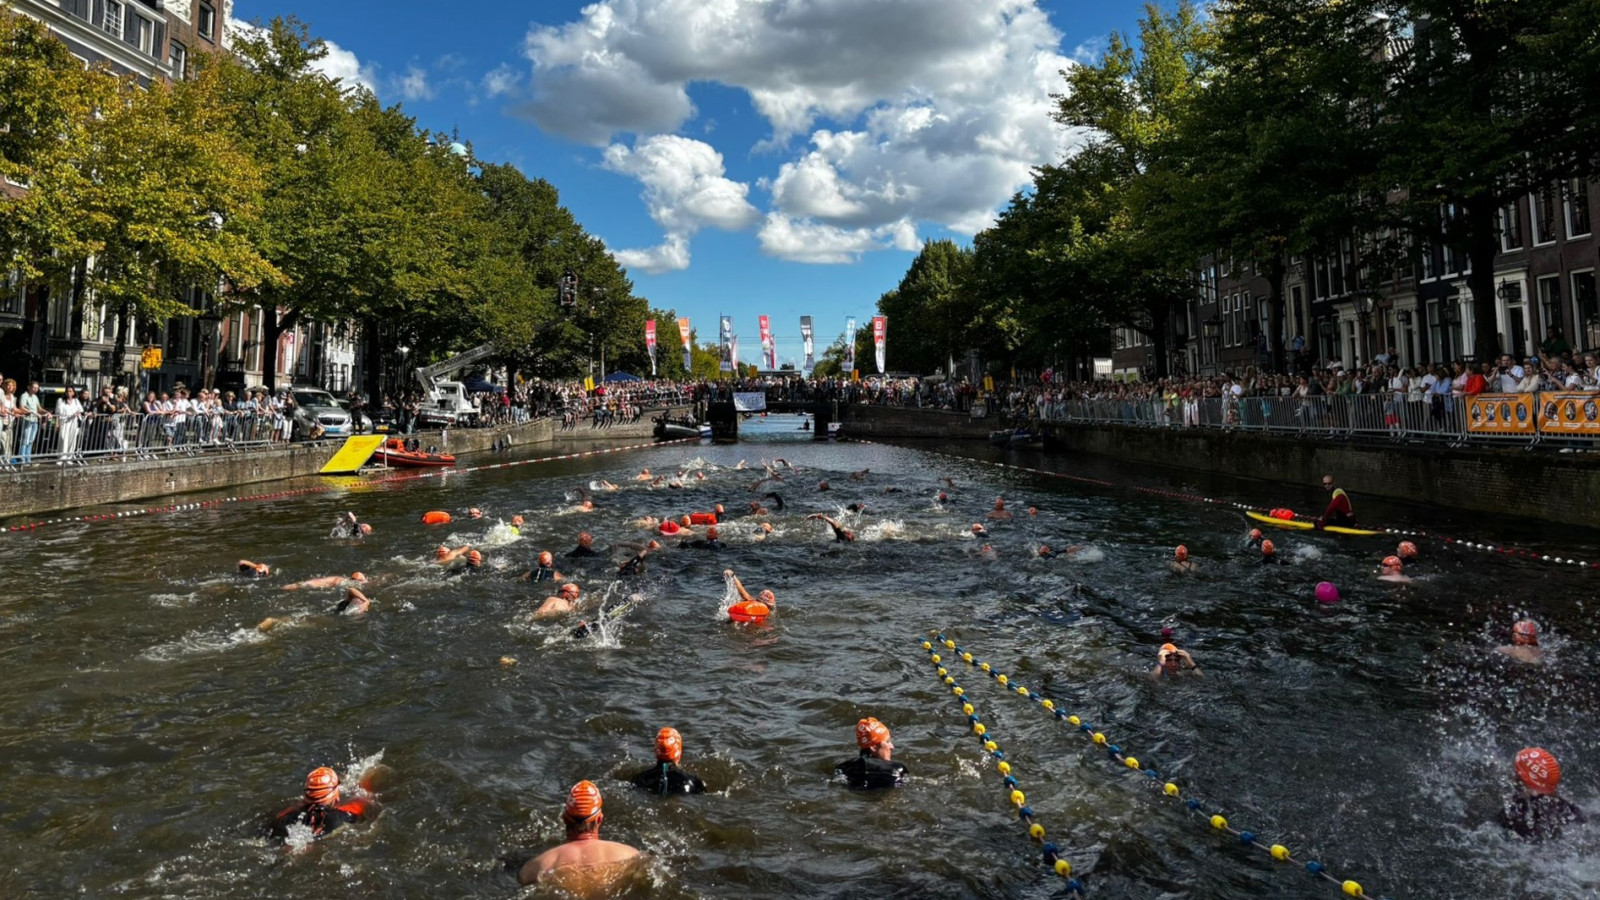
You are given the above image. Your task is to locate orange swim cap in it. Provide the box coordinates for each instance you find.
[1515,747,1561,795]
[1513,620,1539,642]
[680,515,692,527]
[1249,529,1262,541]
[1160,643,1178,654]
[560,582,580,597]
[655,727,683,763]
[707,526,719,539]
[436,545,451,560]
[760,523,773,534]
[1382,555,1402,570]
[351,572,367,583]
[469,507,483,519]
[538,550,554,566]
[1261,540,1275,556]
[1398,540,1418,559]
[1175,545,1188,562]
[564,780,603,821]
[305,766,340,805]
[467,550,483,566]
[511,515,525,527]
[856,717,891,750]
[971,523,985,534]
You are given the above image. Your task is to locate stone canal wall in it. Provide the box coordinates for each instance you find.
[1,406,693,519]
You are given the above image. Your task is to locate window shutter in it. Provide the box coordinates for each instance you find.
[153,20,166,60]
[123,14,142,48]
[62,0,90,19]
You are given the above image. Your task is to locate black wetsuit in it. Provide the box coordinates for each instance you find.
[763,492,785,511]
[825,523,854,543]
[680,538,723,551]
[630,762,706,795]
[1500,794,1585,840]
[1257,555,1284,566]
[835,752,908,789]
[618,554,648,576]
[267,799,370,841]
[528,564,557,582]
[566,545,601,559]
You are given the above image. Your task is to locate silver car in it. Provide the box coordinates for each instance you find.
[290,387,352,440]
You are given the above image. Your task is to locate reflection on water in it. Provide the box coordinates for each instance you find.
[2,415,1599,899]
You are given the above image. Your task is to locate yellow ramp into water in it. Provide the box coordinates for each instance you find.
[320,435,386,474]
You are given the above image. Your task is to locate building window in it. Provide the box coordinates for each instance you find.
[1567,179,1592,238]
[1,270,22,315]
[1532,184,1559,245]
[1574,270,1598,339]
[134,14,154,54]
[1537,275,1561,337]
[102,0,124,38]
[1499,201,1523,251]
[197,2,216,42]
[169,40,187,79]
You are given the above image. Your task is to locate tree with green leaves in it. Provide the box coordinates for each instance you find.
[874,239,974,375]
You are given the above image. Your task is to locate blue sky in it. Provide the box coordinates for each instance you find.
[233,0,1150,363]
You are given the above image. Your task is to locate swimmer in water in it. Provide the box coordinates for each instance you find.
[266,766,376,842]
[1496,619,1544,664]
[835,717,908,789]
[1396,540,1419,570]
[986,498,1013,521]
[592,480,619,491]
[518,781,642,889]
[509,514,525,535]
[1037,543,1085,559]
[616,543,655,577]
[522,550,564,583]
[436,544,475,564]
[533,582,583,618]
[849,468,870,481]
[1152,642,1202,678]
[1257,540,1283,565]
[238,560,272,578]
[282,572,367,591]
[630,727,707,795]
[1027,506,1037,516]
[1245,528,1263,548]
[336,586,371,614]
[468,507,484,520]
[970,523,988,538]
[846,502,867,513]
[1170,545,1194,573]
[934,490,949,505]
[725,569,775,622]
[330,511,372,539]
[1500,747,1585,841]
[808,513,855,542]
[444,550,484,576]
[1377,555,1412,583]
[634,468,653,481]
[763,491,785,511]
[817,480,830,492]
[747,500,770,516]
[567,531,601,558]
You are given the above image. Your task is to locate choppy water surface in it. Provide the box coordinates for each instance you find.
[3,416,1599,900]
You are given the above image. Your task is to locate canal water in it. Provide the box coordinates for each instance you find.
[2,415,1598,900]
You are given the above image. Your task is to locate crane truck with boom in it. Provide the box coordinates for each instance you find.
[414,343,498,427]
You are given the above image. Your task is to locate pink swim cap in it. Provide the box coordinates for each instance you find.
[1314,581,1340,604]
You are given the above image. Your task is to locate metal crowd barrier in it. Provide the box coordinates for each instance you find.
[1034,393,1582,449]
[2,411,280,468]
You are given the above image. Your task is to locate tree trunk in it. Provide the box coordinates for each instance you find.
[260,303,299,392]
[362,317,383,402]
[1265,257,1287,374]
[1465,191,1501,361]
[110,301,131,389]
[1148,306,1170,379]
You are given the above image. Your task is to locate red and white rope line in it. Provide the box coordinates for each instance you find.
[1,438,695,535]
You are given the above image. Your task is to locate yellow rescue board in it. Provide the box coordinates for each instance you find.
[319,435,386,474]
[1246,510,1382,537]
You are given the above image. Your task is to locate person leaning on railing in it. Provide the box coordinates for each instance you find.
[0,377,17,467]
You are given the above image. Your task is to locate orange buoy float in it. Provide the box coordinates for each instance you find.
[688,512,718,526]
[421,511,452,525]
[728,600,771,623]
[1270,508,1295,521]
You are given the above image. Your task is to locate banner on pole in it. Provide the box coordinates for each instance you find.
[677,318,692,372]
[872,315,887,374]
[842,317,856,373]
[645,320,657,377]
[800,316,814,375]
[759,315,776,370]
[731,334,740,373]
[719,316,734,373]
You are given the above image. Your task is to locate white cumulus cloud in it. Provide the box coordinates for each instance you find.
[602,135,760,273]
[226,16,378,95]
[397,65,434,102]
[513,0,1079,265]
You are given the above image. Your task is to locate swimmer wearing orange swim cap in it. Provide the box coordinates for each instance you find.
[1501,747,1584,840]
[518,781,640,886]
[1154,643,1201,678]
[630,727,706,795]
[266,765,376,842]
[834,717,908,789]
[725,569,774,623]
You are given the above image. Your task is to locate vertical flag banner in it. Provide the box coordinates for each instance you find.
[759,315,776,370]
[842,316,857,373]
[873,315,887,373]
[719,316,734,373]
[645,320,657,377]
[676,318,692,372]
[800,316,815,375]
[731,334,740,372]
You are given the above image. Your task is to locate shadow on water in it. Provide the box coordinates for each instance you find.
[1,413,1598,899]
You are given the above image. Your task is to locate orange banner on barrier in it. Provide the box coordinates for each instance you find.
[1466,393,1537,435]
[1536,392,1600,435]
